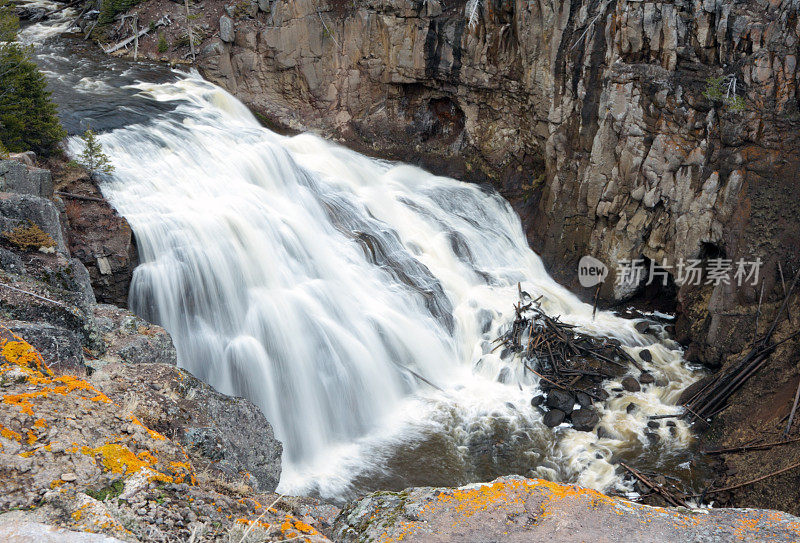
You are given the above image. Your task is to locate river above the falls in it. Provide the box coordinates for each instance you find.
[22,9,706,503]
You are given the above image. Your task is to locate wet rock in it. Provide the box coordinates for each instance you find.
[621,376,641,392]
[638,349,652,363]
[575,391,592,407]
[626,403,638,414]
[597,426,610,439]
[645,431,661,444]
[647,421,660,429]
[530,395,544,407]
[571,408,600,432]
[545,389,575,415]
[0,193,67,253]
[634,322,651,334]
[542,409,566,427]
[58,171,137,307]
[591,388,609,401]
[639,372,655,385]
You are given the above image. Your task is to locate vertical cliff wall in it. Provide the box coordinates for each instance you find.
[199,0,798,321]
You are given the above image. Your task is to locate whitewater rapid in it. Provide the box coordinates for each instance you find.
[63,73,699,500]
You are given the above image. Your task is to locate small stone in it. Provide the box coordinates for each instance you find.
[530,395,544,407]
[545,389,575,415]
[543,409,566,427]
[639,372,655,385]
[665,421,676,427]
[634,321,651,334]
[647,420,660,429]
[621,376,641,392]
[626,402,638,414]
[592,388,609,401]
[571,408,600,431]
[219,16,235,43]
[639,349,653,362]
[597,426,610,439]
[575,391,592,407]
[60,473,77,482]
[645,431,660,444]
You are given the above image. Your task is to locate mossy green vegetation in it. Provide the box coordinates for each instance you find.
[84,479,125,501]
[703,75,746,113]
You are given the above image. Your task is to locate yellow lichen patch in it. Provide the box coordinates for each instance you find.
[1,331,198,490]
[130,416,166,440]
[0,423,22,441]
[0,337,49,374]
[279,514,319,539]
[84,443,158,477]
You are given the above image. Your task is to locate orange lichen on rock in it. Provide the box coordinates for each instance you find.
[0,423,22,441]
[0,331,198,488]
[1,336,50,374]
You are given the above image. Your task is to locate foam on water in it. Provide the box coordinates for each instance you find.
[58,74,700,500]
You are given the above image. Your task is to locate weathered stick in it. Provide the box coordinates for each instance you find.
[695,461,800,496]
[0,282,70,308]
[55,191,105,203]
[784,378,800,439]
[704,436,800,455]
[620,462,687,507]
[104,15,171,54]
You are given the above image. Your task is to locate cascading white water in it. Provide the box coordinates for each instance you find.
[65,73,699,500]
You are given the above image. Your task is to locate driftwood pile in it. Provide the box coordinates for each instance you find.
[495,286,644,395]
[495,286,655,430]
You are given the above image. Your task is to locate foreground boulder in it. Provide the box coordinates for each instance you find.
[333,475,800,542]
[0,333,333,542]
[90,361,282,491]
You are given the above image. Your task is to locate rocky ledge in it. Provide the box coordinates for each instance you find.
[333,476,800,543]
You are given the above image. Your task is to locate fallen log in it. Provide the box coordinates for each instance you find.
[55,190,105,203]
[683,269,800,421]
[620,462,688,507]
[103,15,171,54]
[704,436,800,455]
[689,461,800,497]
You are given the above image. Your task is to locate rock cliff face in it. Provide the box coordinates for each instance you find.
[198,0,799,332]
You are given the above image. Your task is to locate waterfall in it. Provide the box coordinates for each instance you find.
[66,74,698,501]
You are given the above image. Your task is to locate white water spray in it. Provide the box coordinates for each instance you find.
[65,74,698,500]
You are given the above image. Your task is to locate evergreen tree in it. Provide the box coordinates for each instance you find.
[0,1,65,156]
[77,128,114,174]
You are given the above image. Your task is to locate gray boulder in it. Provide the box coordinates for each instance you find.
[219,15,235,43]
[0,193,66,253]
[0,159,53,198]
[333,475,800,542]
[91,362,282,491]
[571,408,600,432]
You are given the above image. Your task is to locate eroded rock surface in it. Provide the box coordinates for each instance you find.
[333,475,800,542]
[90,362,282,492]
[0,333,329,543]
